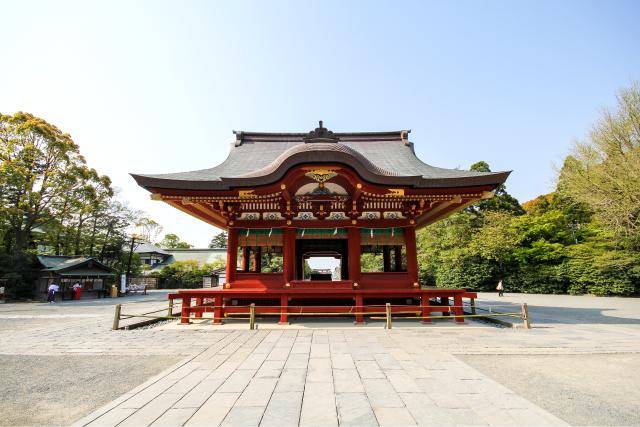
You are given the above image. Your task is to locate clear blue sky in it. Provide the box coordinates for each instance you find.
[2,0,639,247]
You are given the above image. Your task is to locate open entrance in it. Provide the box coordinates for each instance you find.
[304,253,342,281]
[296,238,349,280]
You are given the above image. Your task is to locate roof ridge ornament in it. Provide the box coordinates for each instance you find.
[304,120,339,143]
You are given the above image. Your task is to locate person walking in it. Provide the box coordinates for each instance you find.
[47,283,60,303]
[496,279,504,297]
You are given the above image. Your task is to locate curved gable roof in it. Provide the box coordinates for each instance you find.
[132,125,510,190]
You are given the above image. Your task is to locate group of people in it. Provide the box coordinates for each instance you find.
[46,282,82,303]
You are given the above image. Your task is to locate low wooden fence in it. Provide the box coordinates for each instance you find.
[113,300,531,330]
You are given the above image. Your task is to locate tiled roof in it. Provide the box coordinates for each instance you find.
[131,125,510,190]
[37,255,113,274]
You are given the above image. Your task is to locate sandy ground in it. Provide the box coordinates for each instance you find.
[457,353,640,426]
[0,354,182,427]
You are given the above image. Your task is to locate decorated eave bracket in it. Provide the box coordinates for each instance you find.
[149,183,495,227]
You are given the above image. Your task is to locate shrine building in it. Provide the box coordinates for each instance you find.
[132,122,510,324]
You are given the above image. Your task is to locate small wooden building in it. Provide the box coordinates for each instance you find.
[132,122,510,324]
[37,256,115,300]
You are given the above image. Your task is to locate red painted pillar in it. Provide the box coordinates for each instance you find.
[394,245,403,271]
[355,294,364,324]
[241,247,250,272]
[454,293,465,323]
[180,296,191,324]
[254,247,262,272]
[404,226,419,286]
[348,227,361,284]
[195,297,203,318]
[420,294,432,324]
[226,228,238,285]
[212,296,223,325]
[279,294,289,325]
[383,246,391,272]
[283,228,296,285]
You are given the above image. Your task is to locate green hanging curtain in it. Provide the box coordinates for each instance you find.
[237,228,283,247]
[360,227,405,246]
[295,228,348,239]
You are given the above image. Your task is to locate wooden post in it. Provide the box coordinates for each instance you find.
[168,298,174,317]
[470,299,476,315]
[181,297,191,324]
[348,227,361,283]
[420,295,431,324]
[241,247,250,272]
[212,296,223,325]
[453,294,464,323]
[394,245,403,271]
[112,304,121,330]
[249,303,256,330]
[383,246,391,272]
[385,303,392,329]
[521,303,531,329]
[355,294,364,324]
[404,226,418,285]
[283,228,295,285]
[254,247,262,272]
[279,295,289,325]
[195,297,203,318]
[226,228,238,285]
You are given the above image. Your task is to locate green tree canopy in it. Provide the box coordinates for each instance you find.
[558,83,640,248]
[158,233,193,249]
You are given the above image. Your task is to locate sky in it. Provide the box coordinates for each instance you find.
[2,0,639,247]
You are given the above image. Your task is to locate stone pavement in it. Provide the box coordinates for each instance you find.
[2,292,640,426]
[73,329,568,427]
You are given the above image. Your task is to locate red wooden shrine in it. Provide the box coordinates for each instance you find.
[132,122,510,324]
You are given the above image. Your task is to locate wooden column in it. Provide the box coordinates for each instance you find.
[453,293,465,323]
[348,227,361,283]
[355,294,364,324]
[382,246,391,272]
[180,296,191,324]
[194,297,203,318]
[241,247,249,272]
[404,226,419,286]
[254,247,262,272]
[420,294,431,324]
[212,296,223,325]
[279,294,289,325]
[394,245,403,271]
[226,228,238,285]
[283,228,296,285]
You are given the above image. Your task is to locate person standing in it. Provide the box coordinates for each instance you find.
[72,282,82,300]
[47,283,60,303]
[496,280,504,297]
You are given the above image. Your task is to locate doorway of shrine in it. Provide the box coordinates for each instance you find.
[295,239,349,280]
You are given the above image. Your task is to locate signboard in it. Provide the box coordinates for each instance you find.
[120,274,127,294]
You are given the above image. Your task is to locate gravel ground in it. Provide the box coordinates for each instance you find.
[0,354,182,427]
[456,353,640,426]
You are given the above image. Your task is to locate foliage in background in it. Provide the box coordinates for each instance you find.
[0,112,147,297]
[157,233,193,249]
[158,260,223,288]
[209,231,228,248]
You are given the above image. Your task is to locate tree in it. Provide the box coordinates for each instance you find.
[469,161,525,215]
[0,112,96,254]
[158,233,193,249]
[209,231,228,248]
[135,218,163,243]
[558,82,640,247]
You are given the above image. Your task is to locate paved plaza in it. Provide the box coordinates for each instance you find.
[1,292,639,426]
